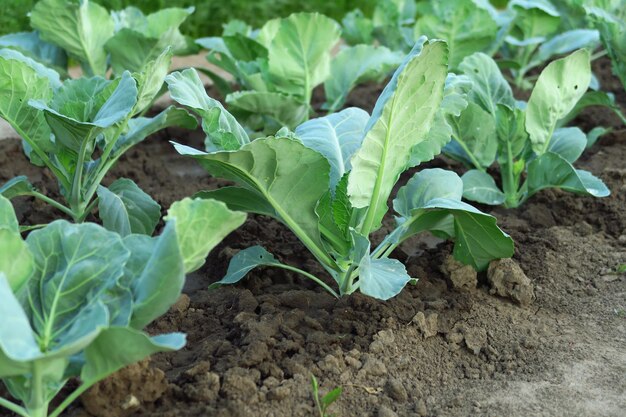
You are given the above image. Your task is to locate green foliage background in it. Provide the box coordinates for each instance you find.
[1,0,376,37]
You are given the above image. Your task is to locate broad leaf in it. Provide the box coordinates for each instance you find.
[295,108,369,190]
[265,13,341,97]
[0,195,19,232]
[526,152,610,198]
[166,68,249,151]
[226,91,309,129]
[413,0,498,69]
[531,29,599,70]
[393,169,513,270]
[0,48,61,88]
[30,73,138,154]
[461,170,506,205]
[586,7,626,89]
[0,56,55,157]
[0,176,35,200]
[358,255,411,300]
[97,178,161,237]
[165,198,246,273]
[348,39,448,233]
[0,228,34,292]
[547,127,586,163]
[82,327,185,383]
[174,138,334,267]
[24,221,129,351]
[324,45,402,112]
[459,52,516,115]
[0,274,40,365]
[132,48,173,114]
[0,31,67,71]
[526,49,591,155]
[30,0,114,76]
[121,223,184,329]
[208,245,283,289]
[448,102,498,168]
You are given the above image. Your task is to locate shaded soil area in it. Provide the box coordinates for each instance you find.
[1,58,625,417]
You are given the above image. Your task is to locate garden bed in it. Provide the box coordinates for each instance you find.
[1,58,625,417]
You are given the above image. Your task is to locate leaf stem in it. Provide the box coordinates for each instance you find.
[49,382,93,417]
[276,263,340,299]
[0,398,29,417]
[29,191,75,218]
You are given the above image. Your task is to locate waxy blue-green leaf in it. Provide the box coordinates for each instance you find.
[324,45,402,112]
[295,108,369,190]
[341,9,374,46]
[409,73,471,167]
[129,48,173,115]
[586,6,626,89]
[459,52,516,115]
[413,0,498,69]
[0,228,34,293]
[526,49,591,155]
[461,170,506,205]
[209,245,283,289]
[122,223,184,329]
[560,90,626,126]
[30,0,114,76]
[82,327,185,384]
[0,31,67,71]
[547,127,586,163]
[195,187,276,218]
[393,169,513,270]
[166,68,249,151]
[0,195,19,232]
[526,152,610,199]
[174,137,335,268]
[222,34,268,61]
[0,176,35,200]
[165,198,246,273]
[30,72,138,154]
[531,29,599,70]
[24,221,129,351]
[0,48,61,88]
[448,102,498,168]
[358,255,411,300]
[97,179,161,237]
[105,6,193,76]
[226,91,309,129]
[348,39,448,234]
[0,274,40,367]
[495,104,527,164]
[264,13,341,97]
[0,56,55,157]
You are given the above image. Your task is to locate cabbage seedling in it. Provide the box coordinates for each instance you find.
[0,195,246,417]
[442,49,610,208]
[167,38,514,300]
[0,49,197,233]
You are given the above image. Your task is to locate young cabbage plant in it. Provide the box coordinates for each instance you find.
[195,13,401,132]
[167,38,514,301]
[0,195,246,417]
[0,49,197,231]
[442,49,610,208]
[342,0,417,51]
[0,0,194,77]
[498,0,600,89]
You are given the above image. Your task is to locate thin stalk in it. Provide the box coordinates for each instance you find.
[502,141,520,208]
[30,191,75,218]
[48,382,93,417]
[0,398,29,417]
[75,197,99,223]
[274,263,340,298]
[590,49,607,61]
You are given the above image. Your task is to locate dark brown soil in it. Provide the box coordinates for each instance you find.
[1,58,625,417]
